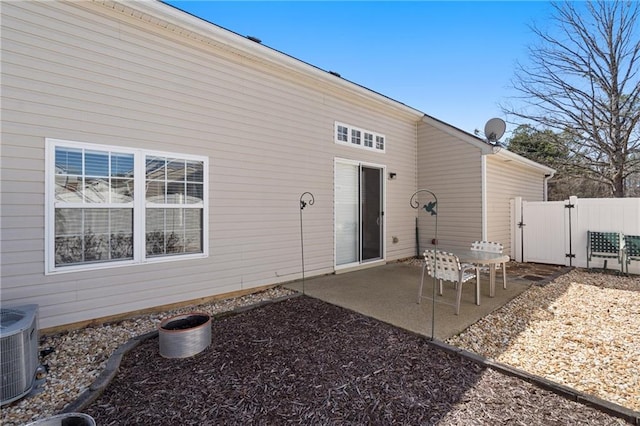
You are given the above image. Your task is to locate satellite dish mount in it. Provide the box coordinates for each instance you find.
[484,118,506,145]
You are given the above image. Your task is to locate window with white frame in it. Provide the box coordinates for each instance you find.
[334,122,385,152]
[351,129,361,146]
[337,124,349,143]
[47,139,208,273]
[364,133,373,148]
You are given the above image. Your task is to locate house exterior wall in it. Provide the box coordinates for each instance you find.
[416,121,484,253]
[485,153,547,255]
[0,1,421,329]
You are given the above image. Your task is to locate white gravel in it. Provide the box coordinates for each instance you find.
[447,269,640,413]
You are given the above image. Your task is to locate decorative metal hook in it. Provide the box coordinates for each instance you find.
[410,189,437,216]
[299,192,315,296]
[410,189,439,341]
[300,192,315,211]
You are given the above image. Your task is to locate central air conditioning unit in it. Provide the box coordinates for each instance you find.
[0,304,46,406]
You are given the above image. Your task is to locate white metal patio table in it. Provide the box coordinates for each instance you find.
[442,248,510,301]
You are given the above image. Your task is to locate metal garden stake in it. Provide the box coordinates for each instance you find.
[410,189,438,340]
[299,192,315,295]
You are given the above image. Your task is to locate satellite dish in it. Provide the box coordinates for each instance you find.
[484,118,506,144]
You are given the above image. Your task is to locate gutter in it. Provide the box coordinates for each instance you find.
[421,115,494,154]
[419,115,557,177]
[490,145,556,175]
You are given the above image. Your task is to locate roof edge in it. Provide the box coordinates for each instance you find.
[420,115,556,175]
[492,147,557,175]
[421,114,494,154]
[102,0,424,119]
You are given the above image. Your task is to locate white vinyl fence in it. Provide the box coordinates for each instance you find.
[511,196,640,274]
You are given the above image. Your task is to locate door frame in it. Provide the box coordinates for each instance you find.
[334,158,386,271]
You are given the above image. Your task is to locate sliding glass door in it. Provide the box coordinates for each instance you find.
[361,166,382,261]
[335,161,384,267]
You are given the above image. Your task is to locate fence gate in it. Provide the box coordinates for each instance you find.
[521,200,573,265]
[512,196,639,273]
[512,196,577,266]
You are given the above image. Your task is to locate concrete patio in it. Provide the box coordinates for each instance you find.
[285,261,561,340]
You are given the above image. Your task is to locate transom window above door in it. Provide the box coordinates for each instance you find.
[334,122,385,153]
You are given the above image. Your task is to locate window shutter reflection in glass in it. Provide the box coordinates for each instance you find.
[111,178,134,203]
[55,147,82,175]
[184,209,203,253]
[146,156,166,180]
[186,161,203,183]
[166,159,186,182]
[111,153,134,178]
[85,151,109,177]
[186,183,203,203]
[146,181,165,203]
[55,176,83,202]
[167,181,186,204]
[146,209,165,256]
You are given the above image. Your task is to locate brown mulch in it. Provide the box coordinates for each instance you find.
[84,296,628,425]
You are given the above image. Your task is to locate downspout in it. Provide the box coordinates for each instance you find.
[543,173,555,201]
[481,154,487,241]
[482,144,503,241]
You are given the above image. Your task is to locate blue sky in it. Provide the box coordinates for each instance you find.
[164,1,555,140]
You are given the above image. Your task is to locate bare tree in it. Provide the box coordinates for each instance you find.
[504,1,640,197]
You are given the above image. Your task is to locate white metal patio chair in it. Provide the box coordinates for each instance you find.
[469,241,507,291]
[419,249,478,315]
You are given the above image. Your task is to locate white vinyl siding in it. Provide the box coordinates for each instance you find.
[485,155,546,255]
[1,1,421,329]
[417,121,483,253]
